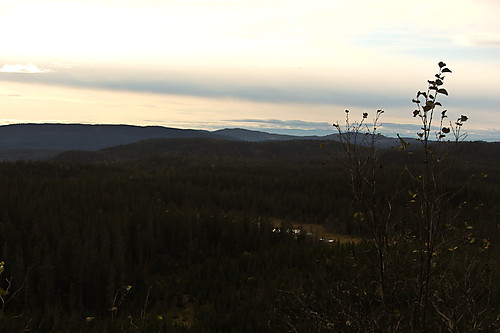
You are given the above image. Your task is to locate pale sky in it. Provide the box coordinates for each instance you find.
[1,0,500,140]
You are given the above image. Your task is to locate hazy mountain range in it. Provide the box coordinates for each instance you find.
[0,123,421,161]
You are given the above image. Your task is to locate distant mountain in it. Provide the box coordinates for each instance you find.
[0,123,417,161]
[0,124,227,151]
[0,124,230,161]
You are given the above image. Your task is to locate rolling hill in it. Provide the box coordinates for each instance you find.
[0,123,468,161]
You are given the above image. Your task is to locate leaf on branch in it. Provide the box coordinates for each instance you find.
[412,99,420,104]
[442,68,452,73]
[436,79,443,86]
[435,102,442,106]
[460,115,468,122]
[363,112,368,119]
[438,61,446,68]
[423,101,434,112]
[442,127,450,134]
[441,110,447,117]
[417,91,427,99]
[437,88,448,95]
[413,110,420,117]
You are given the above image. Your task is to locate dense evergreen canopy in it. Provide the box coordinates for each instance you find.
[0,138,498,331]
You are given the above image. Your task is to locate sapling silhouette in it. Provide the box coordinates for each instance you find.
[409,62,459,329]
[324,62,496,331]
[405,63,494,331]
[333,109,396,306]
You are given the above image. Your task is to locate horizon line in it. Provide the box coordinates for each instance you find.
[1,121,499,143]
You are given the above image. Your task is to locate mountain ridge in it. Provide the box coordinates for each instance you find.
[0,123,470,161]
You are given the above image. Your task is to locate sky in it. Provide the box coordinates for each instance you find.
[1,0,500,140]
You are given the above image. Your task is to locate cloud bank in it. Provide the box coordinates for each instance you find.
[231,119,500,141]
[0,62,53,74]
[1,62,498,140]
[0,64,423,108]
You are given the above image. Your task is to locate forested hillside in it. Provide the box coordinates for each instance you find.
[0,138,498,331]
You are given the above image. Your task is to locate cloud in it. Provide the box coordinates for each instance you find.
[453,32,500,48]
[234,118,410,135]
[51,62,79,69]
[226,118,335,136]
[0,62,53,74]
[0,63,498,138]
[226,119,500,141]
[232,118,332,130]
[466,128,500,142]
[0,64,409,109]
